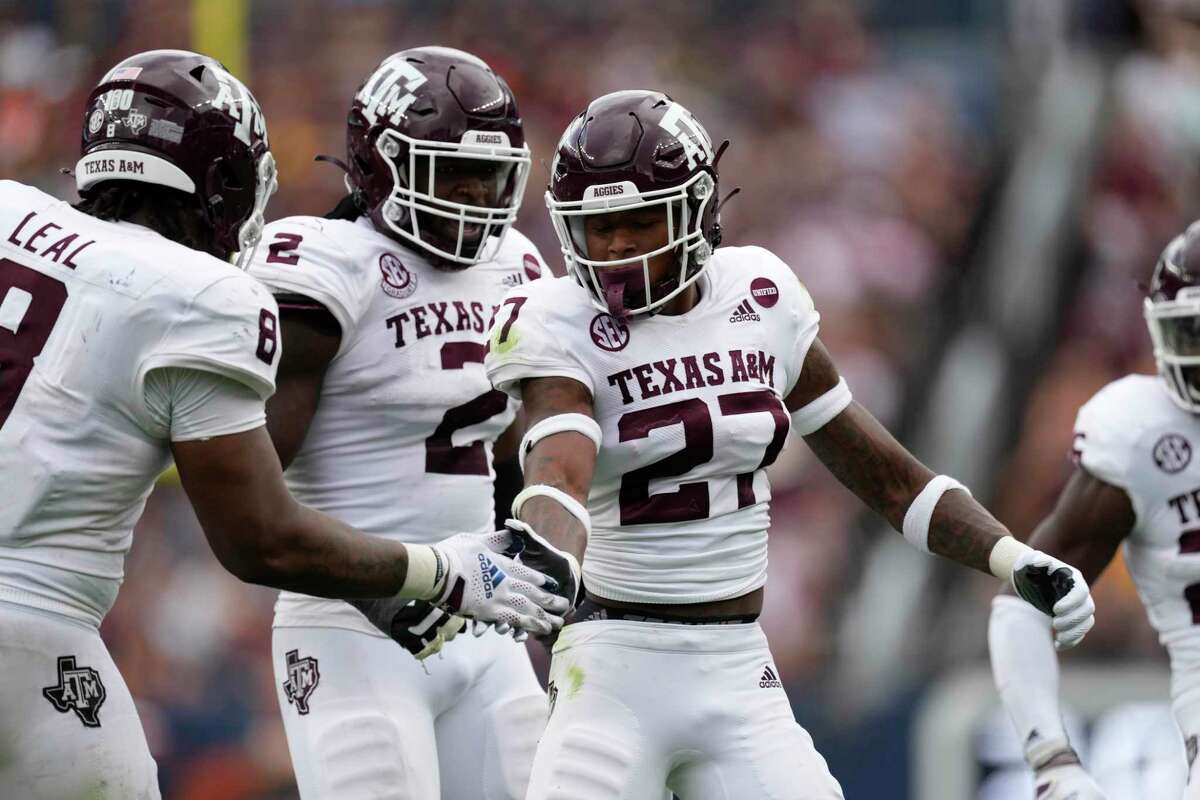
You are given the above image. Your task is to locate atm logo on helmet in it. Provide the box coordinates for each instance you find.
[658,102,713,171]
[357,57,428,126]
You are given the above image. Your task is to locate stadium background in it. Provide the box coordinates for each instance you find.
[3,0,1190,797]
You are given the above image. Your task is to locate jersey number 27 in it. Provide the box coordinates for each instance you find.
[619,390,789,525]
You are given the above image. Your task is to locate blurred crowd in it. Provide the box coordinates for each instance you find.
[4,0,1198,797]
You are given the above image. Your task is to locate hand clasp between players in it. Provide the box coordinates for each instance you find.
[429,529,570,637]
[1010,548,1096,650]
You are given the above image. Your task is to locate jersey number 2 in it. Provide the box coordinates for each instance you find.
[425,341,508,475]
[619,390,789,525]
[0,259,67,431]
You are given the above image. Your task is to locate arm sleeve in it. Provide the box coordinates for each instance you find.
[988,595,1074,766]
[248,219,362,342]
[485,284,596,399]
[143,366,266,442]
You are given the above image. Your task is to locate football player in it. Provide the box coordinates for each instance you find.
[483,90,1097,799]
[989,223,1200,800]
[248,47,553,799]
[0,50,565,799]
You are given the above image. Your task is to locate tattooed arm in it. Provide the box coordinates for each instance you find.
[512,376,598,565]
[789,338,1009,574]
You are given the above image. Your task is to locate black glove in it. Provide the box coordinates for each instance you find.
[348,597,465,660]
[505,518,581,609]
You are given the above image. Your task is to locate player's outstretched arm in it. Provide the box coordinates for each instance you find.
[172,426,567,634]
[988,468,1131,796]
[791,338,1096,648]
[509,375,601,609]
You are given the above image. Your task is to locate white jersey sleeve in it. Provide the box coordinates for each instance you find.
[143,367,267,442]
[248,217,370,341]
[742,246,821,394]
[485,278,599,398]
[134,273,280,410]
[1072,377,1141,491]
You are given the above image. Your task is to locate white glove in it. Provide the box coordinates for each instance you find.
[429,530,569,637]
[468,618,530,643]
[1010,548,1096,650]
[1033,762,1108,800]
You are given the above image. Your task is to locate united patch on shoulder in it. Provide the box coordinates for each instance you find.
[282,649,320,715]
[43,655,106,727]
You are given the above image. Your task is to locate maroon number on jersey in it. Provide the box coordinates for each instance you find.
[619,398,713,524]
[494,296,526,346]
[256,308,278,365]
[617,391,790,525]
[718,390,790,508]
[266,233,303,266]
[425,341,509,475]
[1181,530,1200,624]
[0,258,68,430]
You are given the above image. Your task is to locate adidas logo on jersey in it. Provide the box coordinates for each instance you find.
[759,665,782,689]
[729,299,760,323]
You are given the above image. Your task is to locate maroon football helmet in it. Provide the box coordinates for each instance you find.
[547,90,722,318]
[1147,221,1200,412]
[75,49,276,266]
[345,46,530,267]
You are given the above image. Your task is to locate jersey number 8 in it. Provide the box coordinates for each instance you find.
[0,259,68,431]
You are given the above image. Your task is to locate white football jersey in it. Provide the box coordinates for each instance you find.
[0,180,279,627]
[485,246,819,604]
[1075,374,1200,700]
[249,215,546,633]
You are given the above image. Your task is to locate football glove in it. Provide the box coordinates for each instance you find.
[429,529,569,636]
[1011,549,1095,650]
[348,597,465,661]
[505,518,582,610]
[1033,762,1108,800]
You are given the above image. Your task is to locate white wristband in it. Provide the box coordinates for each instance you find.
[512,484,591,536]
[988,535,1033,582]
[901,475,970,553]
[397,544,444,601]
[519,413,603,473]
[790,377,852,436]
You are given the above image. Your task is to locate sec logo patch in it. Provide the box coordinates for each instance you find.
[379,252,417,299]
[1154,433,1192,474]
[589,313,629,352]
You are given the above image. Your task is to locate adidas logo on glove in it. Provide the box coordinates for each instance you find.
[477,553,506,598]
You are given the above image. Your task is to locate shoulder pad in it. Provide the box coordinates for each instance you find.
[248,217,367,337]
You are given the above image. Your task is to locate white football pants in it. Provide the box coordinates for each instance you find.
[1174,691,1200,799]
[0,600,160,799]
[272,624,546,799]
[527,619,844,800]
